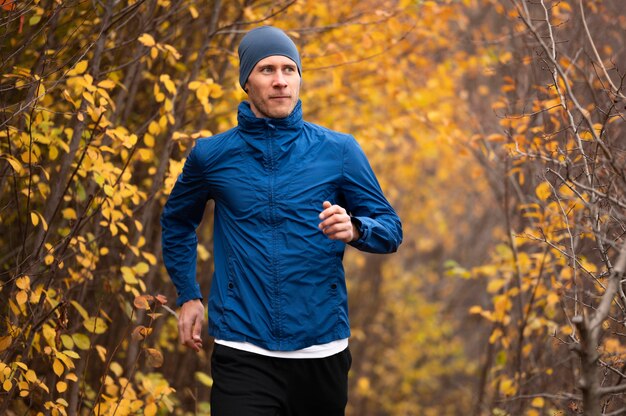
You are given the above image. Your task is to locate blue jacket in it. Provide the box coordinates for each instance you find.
[161,100,402,351]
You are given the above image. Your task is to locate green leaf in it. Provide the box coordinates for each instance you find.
[72,333,91,350]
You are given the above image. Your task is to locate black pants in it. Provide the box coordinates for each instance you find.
[210,344,352,416]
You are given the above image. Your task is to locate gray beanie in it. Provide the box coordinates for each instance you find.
[238,26,302,90]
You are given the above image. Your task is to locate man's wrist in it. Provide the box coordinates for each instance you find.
[350,217,362,242]
[181,298,203,307]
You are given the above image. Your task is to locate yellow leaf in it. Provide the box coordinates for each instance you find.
[25,369,37,383]
[133,262,150,276]
[55,352,75,371]
[499,377,517,395]
[84,317,108,334]
[56,381,67,393]
[16,290,28,306]
[123,134,138,149]
[96,345,107,362]
[356,376,371,395]
[71,301,90,320]
[15,275,30,290]
[3,379,12,392]
[160,75,176,95]
[144,133,155,148]
[37,379,49,393]
[188,81,202,90]
[164,98,173,112]
[53,359,64,377]
[581,258,597,273]
[30,211,48,231]
[69,60,88,76]
[487,278,506,294]
[535,181,552,201]
[489,327,503,344]
[172,131,188,140]
[97,79,116,89]
[62,208,77,220]
[163,44,181,59]
[468,305,482,314]
[0,335,13,352]
[30,211,39,227]
[110,362,123,377]
[499,51,512,64]
[35,82,46,97]
[142,251,157,266]
[145,402,157,416]
[138,33,156,47]
[558,184,574,197]
[42,325,56,346]
[121,267,138,284]
[604,338,621,353]
[579,131,593,141]
[103,184,114,197]
[1,155,22,174]
[44,255,54,265]
[194,371,213,387]
[188,5,199,18]
[82,91,95,105]
[546,292,559,306]
[531,397,545,408]
[148,121,160,135]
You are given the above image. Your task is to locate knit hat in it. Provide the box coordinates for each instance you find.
[238,26,302,90]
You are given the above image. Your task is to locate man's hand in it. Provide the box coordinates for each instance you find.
[178,299,204,352]
[318,201,360,243]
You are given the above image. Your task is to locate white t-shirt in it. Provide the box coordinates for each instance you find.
[214,338,349,359]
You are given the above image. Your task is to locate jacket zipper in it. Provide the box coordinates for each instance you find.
[267,122,282,343]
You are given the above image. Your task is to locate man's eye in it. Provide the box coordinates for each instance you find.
[261,67,273,73]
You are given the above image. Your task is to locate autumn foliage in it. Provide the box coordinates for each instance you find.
[1,0,625,415]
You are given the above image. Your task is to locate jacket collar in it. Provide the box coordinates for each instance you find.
[237,100,303,135]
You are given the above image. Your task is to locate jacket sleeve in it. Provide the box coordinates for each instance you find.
[341,136,403,254]
[160,145,212,306]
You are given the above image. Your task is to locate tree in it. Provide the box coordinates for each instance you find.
[464,1,626,414]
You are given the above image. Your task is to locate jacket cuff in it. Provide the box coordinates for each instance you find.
[176,283,203,307]
[349,216,369,249]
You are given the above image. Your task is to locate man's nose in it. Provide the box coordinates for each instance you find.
[272,71,288,87]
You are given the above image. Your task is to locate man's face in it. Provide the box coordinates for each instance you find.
[245,55,300,119]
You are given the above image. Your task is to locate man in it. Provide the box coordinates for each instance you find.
[161,26,402,416]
